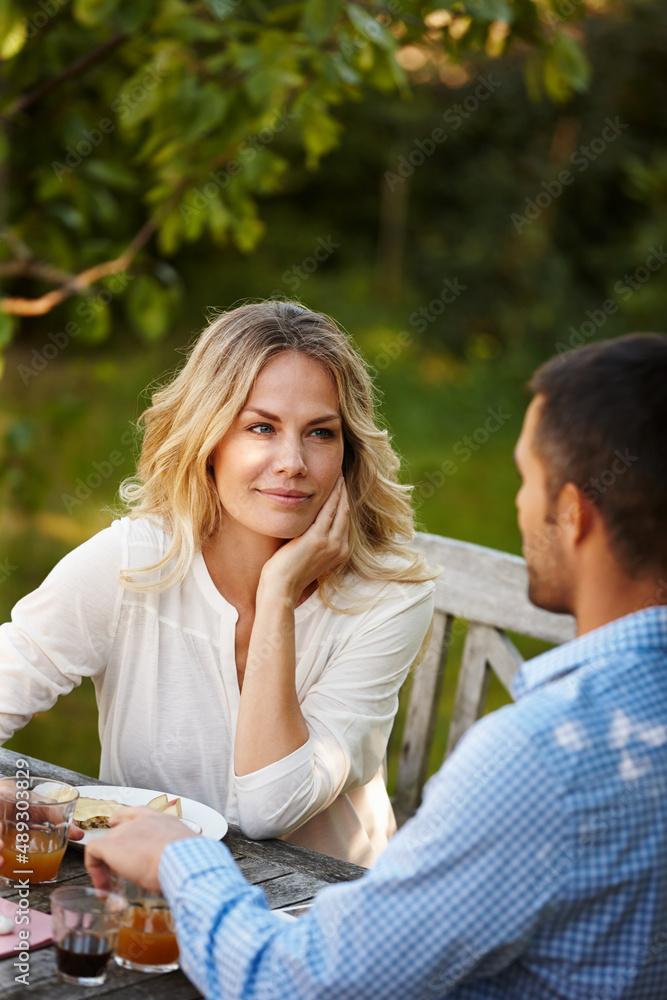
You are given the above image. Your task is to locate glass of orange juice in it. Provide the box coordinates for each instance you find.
[112,876,180,973]
[0,777,79,885]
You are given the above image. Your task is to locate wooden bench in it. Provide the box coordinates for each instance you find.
[392,533,576,827]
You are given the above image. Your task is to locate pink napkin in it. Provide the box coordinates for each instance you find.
[0,897,53,957]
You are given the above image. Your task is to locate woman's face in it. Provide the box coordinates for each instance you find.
[210,352,345,542]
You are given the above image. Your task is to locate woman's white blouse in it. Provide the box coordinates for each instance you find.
[0,518,435,866]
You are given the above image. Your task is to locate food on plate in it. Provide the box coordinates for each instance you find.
[147,794,183,818]
[74,796,130,830]
[146,793,168,811]
[74,792,184,830]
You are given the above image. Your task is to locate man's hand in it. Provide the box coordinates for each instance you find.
[84,806,197,892]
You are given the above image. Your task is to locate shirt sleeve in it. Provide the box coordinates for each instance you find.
[159,706,568,1000]
[233,579,435,839]
[0,521,126,743]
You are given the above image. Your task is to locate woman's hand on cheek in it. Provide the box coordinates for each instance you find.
[260,475,350,603]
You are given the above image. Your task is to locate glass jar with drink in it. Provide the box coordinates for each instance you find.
[112,875,180,973]
[0,777,79,885]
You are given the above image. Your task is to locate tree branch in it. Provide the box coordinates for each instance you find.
[0,233,75,284]
[0,217,157,316]
[0,258,76,284]
[1,32,129,124]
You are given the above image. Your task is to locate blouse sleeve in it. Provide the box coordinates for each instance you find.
[0,521,126,743]
[233,578,435,839]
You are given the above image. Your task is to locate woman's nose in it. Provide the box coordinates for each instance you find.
[273,435,307,476]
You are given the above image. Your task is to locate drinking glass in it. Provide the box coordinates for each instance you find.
[50,886,128,986]
[112,876,180,973]
[0,777,79,885]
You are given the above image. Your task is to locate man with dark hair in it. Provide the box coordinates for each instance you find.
[22,335,667,997]
[526,333,667,599]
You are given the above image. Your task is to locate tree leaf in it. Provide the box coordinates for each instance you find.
[125,275,171,342]
[346,4,396,52]
[232,213,265,253]
[206,196,232,243]
[157,208,185,256]
[0,312,17,349]
[0,2,26,61]
[204,0,234,20]
[550,31,591,94]
[73,0,120,28]
[302,0,343,44]
[460,0,514,24]
[115,0,153,32]
[82,160,138,191]
[299,104,342,169]
[71,297,111,344]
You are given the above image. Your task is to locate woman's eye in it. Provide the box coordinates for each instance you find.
[249,423,273,434]
[310,427,335,439]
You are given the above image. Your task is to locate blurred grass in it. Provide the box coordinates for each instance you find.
[1,311,538,791]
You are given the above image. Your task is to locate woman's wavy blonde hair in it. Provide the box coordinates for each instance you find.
[120,300,437,604]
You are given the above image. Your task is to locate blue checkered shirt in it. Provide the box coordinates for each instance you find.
[160,606,667,999]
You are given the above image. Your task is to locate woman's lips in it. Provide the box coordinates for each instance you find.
[258,490,312,508]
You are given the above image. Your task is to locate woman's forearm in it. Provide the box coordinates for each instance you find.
[233,577,309,777]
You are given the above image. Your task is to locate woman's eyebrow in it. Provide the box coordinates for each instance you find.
[243,407,341,426]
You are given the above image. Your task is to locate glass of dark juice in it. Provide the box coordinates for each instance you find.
[50,886,128,986]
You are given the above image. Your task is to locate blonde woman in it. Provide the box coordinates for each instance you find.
[0,301,436,866]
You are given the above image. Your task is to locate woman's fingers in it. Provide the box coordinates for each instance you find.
[318,474,343,522]
[328,478,349,540]
[260,475,349,600]
[315,475,346,532]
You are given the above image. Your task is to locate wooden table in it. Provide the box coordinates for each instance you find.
[0,748,365,998]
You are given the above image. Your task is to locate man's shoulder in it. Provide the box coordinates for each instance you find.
[516,607,667,700]
[444,621,667,804]
[436,682,588,799]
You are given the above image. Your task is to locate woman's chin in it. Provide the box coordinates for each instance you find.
[256,515,314,541]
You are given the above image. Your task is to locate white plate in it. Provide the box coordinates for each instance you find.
[70,785,228,846]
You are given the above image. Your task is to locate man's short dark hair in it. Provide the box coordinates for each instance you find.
[529,333,667,579]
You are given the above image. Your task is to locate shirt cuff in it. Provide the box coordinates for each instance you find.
[233,737,313,791]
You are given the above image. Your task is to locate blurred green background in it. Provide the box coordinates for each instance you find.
[1,1,666,791]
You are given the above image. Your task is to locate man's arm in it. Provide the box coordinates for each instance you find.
[86,708,565,1000]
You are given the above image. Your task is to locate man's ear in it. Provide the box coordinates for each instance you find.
[556,482,595,547]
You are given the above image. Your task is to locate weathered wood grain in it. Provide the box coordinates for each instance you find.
[446,622,494,755]
[393,610,453,827]
[391,533,576,822]
[222,828,366,886]
[482,627,524,693]
[0,748,105,787]
[412,533,576,643]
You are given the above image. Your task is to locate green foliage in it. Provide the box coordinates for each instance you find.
[290,1,666,363]
[303,0,344,44]
[125,275,173,341]
[541,31,592,101]
[2,0,665,780]
[0,311,16,348]
[0,0,593,356]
